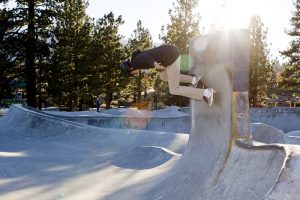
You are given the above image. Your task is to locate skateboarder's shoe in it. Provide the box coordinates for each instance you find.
[190,74,202,88]
[120,60,131,77]
[203,88,216,107]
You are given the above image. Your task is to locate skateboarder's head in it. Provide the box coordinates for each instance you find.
[120,60,138,77]
[120,50,143,77]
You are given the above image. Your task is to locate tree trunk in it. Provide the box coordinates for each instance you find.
[105,85,112,109]
[25,0,37,108]
[68,97,72,111]
[38,96,42,110]
[137,71,142,101]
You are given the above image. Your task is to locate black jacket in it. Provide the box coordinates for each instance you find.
[130,45,180,69]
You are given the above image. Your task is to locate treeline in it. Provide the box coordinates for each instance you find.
[0,0,200,110]
[249,0,300,106]
[0,0,299,110]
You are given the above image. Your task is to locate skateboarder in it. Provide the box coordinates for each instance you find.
[120,45,215,106]
[96,97,101,112]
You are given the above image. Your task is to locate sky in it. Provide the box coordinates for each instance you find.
[87,0,295,61]
[0,0,295,61]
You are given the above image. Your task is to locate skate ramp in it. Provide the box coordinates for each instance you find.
[112,146,181,170]
[287,130,300,137]
[0,105,189,200]
[251,123,300,145]
[2,106,298,200]
[250,107,300,132]
[42,106,190,133]
[103,30,300,200]
[0,105,188,153]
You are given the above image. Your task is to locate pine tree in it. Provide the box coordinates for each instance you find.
[267,58,281,98]
[160,0,200,54]
[91,12,125,109]
[26,0,37,108]
[0,6,19,99]
[280,0,300,97]
[50,0,92,111]
[249,15,273,106]
[0,0,60,108]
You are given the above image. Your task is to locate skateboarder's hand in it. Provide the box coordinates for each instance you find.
[154,62,166,71]
[130,69,139,76]
[144,73,150,79]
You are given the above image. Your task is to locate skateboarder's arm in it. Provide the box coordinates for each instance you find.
[154,62,166,71]
[130,54,155,69]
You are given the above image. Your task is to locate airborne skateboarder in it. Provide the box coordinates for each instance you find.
[120,44,215,106]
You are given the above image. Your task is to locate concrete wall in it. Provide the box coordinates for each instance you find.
[250,107,300,132]
[52,115,191,133]
[180,107,300,132]
[40,107,300,133]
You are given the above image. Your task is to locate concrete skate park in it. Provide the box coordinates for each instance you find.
[1,30,300,200]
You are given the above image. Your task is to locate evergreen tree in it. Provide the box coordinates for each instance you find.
[91,12,125,109]
[249,15,273,106]
[267,58,282,98]
[160,0,200,54]
[0,6,20,99]
[127,20,153,102]
[280,0,300,96]
[50,0,92,111]
[26,0,37,108]
[0,0,59,108]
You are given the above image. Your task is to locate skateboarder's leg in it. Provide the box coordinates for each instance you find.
[160,70,168,82]
[179,74,193,84]
[160,63,197,85]
[166,57,205,101]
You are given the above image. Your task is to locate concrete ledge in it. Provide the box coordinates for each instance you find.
[51,115,191,133]
[250,107,300,132]
[179,107,300,132]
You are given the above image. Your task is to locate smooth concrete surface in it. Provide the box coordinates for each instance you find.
[2,105,300,200]
[180,107,300,132]
[42,107,190,133]
[250,107,300,132]
[251,123,300,145]
[40,106,300,134]
[0,105,188,200]
[287,130,300,137]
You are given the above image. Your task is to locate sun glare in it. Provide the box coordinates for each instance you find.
[219,0,250,29]
[199,0,255,32]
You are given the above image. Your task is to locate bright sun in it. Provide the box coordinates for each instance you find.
[219,0,250,29]
[199,0,254,32]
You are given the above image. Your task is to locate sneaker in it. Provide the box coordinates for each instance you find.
[203,88,216,107]
[190,74,202,88]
